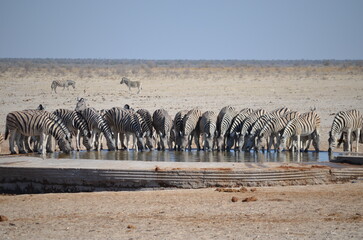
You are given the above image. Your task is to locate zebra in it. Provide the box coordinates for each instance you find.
[215,106,237,151]
[75,97,88,112]
[226,108,254,151]
[328,109,363,153]
[152,109,173,150]
[80,107,116,151]
[5,110,72,154]
[172,110,188,151]
[256,112,300,152]
[53,109,92,151]
[51,80,76,93]
[181,109,202,151]
[136,109,154,150]
[120,77,142,94]
[245,107,290,151]
[237,109,267,151]
[199,111,218,151]
[279,111,321,152]
[104,108,145,151]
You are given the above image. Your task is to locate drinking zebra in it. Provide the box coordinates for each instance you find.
[199,111,218,151]
[256,111,300,152]
[279,111,321,152]
[79,107,115,151]
[104,108,145,151]
[172,110,188,151]
[53,109,92,151]
[152,109,173,150]
[215,106,237,151]
[136,109,154,150]
[120,77,142,94]
[328,109,363,153]
[245,107,290,151]
[181,109,202,151]
[5,110,72,154]
[51,80,76,93]
[226,108,254,151]
[237,109,267,151]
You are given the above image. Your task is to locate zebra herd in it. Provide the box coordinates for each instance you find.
[2,98,362,155]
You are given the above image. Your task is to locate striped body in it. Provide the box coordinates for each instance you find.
[181,109,202,151]
[120,77,142,94]
[53,109,92,151]
[104,108,144,151]
[136,109,154,150]
[237,109,267,151]
[245,107,290,151]
[257,112,300,151]
[51,80,75,93]
[199,111,218,151]
[226,108,254,150]
[216,106,237,151]
[173,110,188,151]
[5,110,71,154]
[279,111,321,152]
[329,109,363,152]
[152,109,173,150]
[80,108,115,151]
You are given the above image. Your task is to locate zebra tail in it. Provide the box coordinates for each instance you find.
[5,125,9,140]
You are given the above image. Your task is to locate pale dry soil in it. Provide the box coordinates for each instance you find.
[0,182,363,240]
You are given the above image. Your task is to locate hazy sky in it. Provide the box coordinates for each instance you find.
[1,0,362,60]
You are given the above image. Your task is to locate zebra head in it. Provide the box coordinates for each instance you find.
[120,77,128,85]
[278,136,287,152]
[256,134,265,150]
[58,138,72,154]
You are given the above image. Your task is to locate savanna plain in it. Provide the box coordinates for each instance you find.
[0,59,362,239]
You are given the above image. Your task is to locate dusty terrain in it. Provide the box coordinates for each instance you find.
[0,60,362,152]
[0,60,363,239]
[0,182,363,239]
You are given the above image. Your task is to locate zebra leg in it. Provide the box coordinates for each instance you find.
[16,133,26,154]
[297,135,301,153]
[357,129,361,152]
[39,133,49,155]
[347,129,352,152]
[9,130,18,154]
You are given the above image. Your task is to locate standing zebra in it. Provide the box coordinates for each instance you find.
[152,109,173,150]
[226,108,254,151]
[199,111,218,151]
[104,108,145,151]
[5,110,72,154]
[51,80,76,93]
[172,110,188,151]
[215,106,237,151]
[136,109,154,150]
[328,109,363,153]
[279,111,321,152]
[80,108,115,151]
[53,109,92,151]
[120,77,142,94]
[181,109,202,151]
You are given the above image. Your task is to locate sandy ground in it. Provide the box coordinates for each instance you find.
[0,60,363,239]
[0,182,363,239]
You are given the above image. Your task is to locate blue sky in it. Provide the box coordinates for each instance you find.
[0,0,362,60]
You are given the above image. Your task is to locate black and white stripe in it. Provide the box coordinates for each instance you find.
[328,109,363,152]
[152,109,173,150]
[226,108,254,151]
[53,109,92,151]
[279,111,320,152]
[136,109,154,150]
[199,111,218,151]
[215,106,237,151]
[181,109,202,151]
[80,107,115,151]
[172,110,188,151]
[5,110,72,154]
